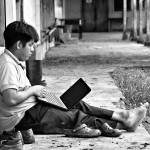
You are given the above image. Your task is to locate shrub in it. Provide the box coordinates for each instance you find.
[110,67,150,108]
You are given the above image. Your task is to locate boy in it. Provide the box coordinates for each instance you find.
[0,21,148,138]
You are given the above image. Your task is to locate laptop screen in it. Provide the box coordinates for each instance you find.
[60,78,91,110]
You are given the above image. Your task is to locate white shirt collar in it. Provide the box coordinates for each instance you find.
[4,49,26,69]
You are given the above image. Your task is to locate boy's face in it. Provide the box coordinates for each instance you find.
[18,39,35,61]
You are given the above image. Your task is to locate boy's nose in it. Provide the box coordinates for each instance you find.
[31,47,34,52]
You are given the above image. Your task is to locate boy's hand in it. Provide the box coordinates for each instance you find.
[33,85,46,97]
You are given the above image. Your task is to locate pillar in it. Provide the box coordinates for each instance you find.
[0,0,5,46]
[5,0,16,26]
[133,0,137,39]
[24,0,45,85]
[122,0,128,40]
[145,0,150,45]
[139,0,144,42]
[20,0,24,21]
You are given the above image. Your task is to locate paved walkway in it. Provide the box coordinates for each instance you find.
[25,32,150,150]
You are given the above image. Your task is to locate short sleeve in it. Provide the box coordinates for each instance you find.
[0,62,19,92]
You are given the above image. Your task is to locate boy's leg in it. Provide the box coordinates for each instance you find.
[75,101,148,131]
[74,101,118,128]
[74,101,114,120]
[15,102,99,134]
[15,102,122,137]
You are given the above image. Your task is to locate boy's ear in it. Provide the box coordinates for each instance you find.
[16,41,23,49]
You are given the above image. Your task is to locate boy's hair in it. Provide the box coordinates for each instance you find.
[3,21,39,49]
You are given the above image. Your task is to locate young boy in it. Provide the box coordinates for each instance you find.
[0,21,148,138]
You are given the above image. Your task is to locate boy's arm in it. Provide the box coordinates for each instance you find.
[2,85,46,106]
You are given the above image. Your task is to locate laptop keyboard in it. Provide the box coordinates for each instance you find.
[43,92,67,109]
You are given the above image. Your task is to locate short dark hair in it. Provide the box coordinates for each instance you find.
[3,21,39,49]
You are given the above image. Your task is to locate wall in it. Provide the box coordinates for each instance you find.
[35,0,55,60]
[63,0,81,19]
[108,0,124,31]
[0,0,55,60]
[40,0,55,30]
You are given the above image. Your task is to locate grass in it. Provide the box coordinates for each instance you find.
[110,66,150,109]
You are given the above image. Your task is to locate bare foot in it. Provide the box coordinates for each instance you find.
[139,102,149,109]
[124,102,149,132]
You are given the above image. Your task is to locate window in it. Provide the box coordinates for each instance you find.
[114,0,131,11]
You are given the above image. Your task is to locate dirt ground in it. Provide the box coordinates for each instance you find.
[42,32,150,108]
[25,32,150,150]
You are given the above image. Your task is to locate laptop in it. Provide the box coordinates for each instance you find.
[37,78,91,110]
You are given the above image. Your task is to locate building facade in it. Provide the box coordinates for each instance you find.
[0,0,149,59]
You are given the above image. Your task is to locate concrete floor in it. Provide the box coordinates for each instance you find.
[24,32,150,150]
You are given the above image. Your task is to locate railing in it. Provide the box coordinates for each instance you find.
[41,27,57,44]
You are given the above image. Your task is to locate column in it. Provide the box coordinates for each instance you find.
[5,0,16,26]
[139,0,144,42]
[133,0,137,39]
[0,0,5,46]
[145,0,150,45]
[122,0,128,40]
[20,0,24,21]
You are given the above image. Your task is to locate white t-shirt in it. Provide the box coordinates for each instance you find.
[0,49,37,133]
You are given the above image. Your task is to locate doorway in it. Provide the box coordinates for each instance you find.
[82,0,108,32]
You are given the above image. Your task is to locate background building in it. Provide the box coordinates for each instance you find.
[0,0,149,59]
